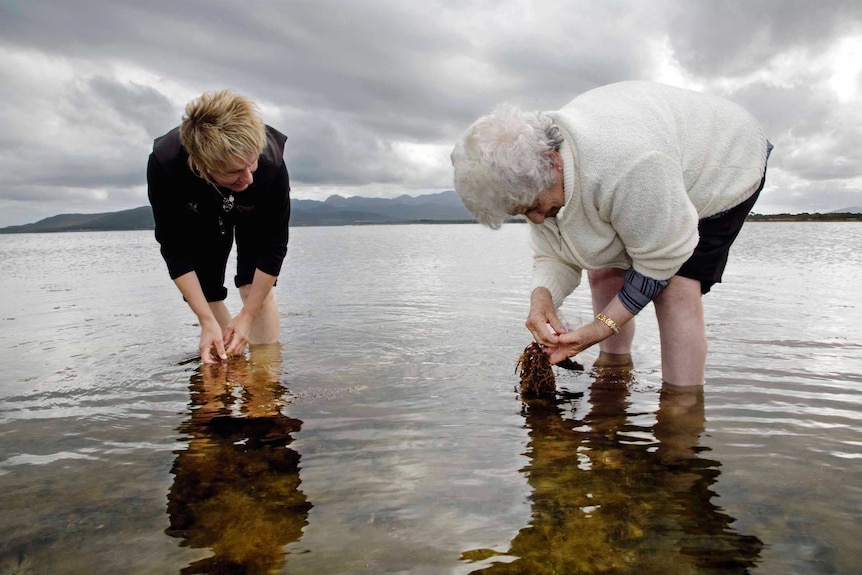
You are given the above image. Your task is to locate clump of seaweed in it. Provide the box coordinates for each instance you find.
[516,342,557,398]
[516,343,585,399]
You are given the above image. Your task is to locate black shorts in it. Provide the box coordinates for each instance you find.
[676,172,765,295]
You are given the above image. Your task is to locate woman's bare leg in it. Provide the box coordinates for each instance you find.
[588,268,635,368]
[238,285,280,344]
[653,275,706,386]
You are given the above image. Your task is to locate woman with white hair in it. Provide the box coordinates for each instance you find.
[452,81,772,386]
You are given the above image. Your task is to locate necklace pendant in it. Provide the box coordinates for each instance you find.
[212,183,235,212]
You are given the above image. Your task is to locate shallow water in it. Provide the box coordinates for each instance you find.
[0,223,860,574]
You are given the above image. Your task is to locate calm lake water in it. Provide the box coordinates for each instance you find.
[1,222,860,574]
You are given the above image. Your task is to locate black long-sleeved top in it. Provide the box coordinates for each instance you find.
[146,126,291,280]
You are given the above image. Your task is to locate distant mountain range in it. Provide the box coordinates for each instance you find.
[1,193,859,234]
[0,191,476,234]
[289,190,473,225]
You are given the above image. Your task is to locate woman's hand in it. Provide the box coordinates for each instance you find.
[526,287,566,347]
[199,319,227,364]
[223,311,253,357]
[543,321,607,365]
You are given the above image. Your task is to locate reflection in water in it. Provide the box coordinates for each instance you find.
[166,345,311,574]
[464,371,763,574]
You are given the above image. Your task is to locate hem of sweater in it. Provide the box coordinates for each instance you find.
[697,133,769,218]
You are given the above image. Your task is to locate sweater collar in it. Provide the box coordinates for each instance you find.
[555,124,578,217]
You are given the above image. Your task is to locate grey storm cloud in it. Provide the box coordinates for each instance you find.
[85,77,177,139]
[667,0,862,76]
[0,0,861,226]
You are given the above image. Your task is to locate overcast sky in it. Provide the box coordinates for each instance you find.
[1,0,861,226]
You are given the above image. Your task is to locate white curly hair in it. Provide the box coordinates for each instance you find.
[451,104,564,229]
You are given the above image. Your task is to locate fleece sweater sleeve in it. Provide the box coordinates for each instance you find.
[530,223,583,308]
[604,151,700,281]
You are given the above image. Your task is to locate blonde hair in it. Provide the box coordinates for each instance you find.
[179,89,266,181]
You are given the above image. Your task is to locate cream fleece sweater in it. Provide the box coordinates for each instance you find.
[531,81,768,307]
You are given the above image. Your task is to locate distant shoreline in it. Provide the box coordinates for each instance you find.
[1,205,859,235]
[746,213,862,222]
[2,217,860,235]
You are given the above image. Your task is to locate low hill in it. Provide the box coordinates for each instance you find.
[0,206,156,234]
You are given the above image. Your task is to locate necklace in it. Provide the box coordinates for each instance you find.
[211,183,234,212]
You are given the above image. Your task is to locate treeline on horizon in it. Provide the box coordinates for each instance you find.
[747,212,862,221]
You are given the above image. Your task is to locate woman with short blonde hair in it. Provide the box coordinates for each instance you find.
[179,89,267,181]
[148,89,291,363]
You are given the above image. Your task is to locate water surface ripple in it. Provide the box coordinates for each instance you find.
[1,223,860,574]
